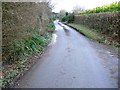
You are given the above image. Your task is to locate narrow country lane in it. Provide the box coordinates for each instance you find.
[14,20,118,88]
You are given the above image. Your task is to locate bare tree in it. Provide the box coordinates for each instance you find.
[73,5,84,14]
[58,9,66,21]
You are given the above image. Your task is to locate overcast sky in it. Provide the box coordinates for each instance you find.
[51,0,119,13]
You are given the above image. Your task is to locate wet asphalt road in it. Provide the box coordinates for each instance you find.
[15,21,117,88]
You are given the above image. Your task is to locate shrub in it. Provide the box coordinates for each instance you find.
[61,13,74,23]
[81,1,120,14]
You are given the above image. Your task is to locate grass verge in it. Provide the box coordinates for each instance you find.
[69,23,104,42]
[68,23,119,50]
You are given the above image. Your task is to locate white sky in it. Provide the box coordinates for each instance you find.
[51,0,119,13]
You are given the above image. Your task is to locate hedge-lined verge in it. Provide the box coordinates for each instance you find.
[74,11,119,47]
[2,2,51,64]
[68,24,103,42]
[1,22,55,88]
[1,2,55,88]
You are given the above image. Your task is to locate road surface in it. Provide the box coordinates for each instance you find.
[15,21,118,88]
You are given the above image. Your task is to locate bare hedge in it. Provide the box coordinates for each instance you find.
[74,12,119,46]
[2,2,52,63]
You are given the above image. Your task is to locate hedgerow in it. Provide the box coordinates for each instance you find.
[81,1,120,14]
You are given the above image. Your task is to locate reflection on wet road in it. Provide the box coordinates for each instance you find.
[15,20,118,88]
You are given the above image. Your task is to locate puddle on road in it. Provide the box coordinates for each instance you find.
[49,34,58,46]
[64,28,70,36]
[60,25,70,36]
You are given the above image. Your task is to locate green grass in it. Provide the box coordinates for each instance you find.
[2,32,52,88]
[69,23,119,51]
[69,24,104,42]
[46,22,55,32]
